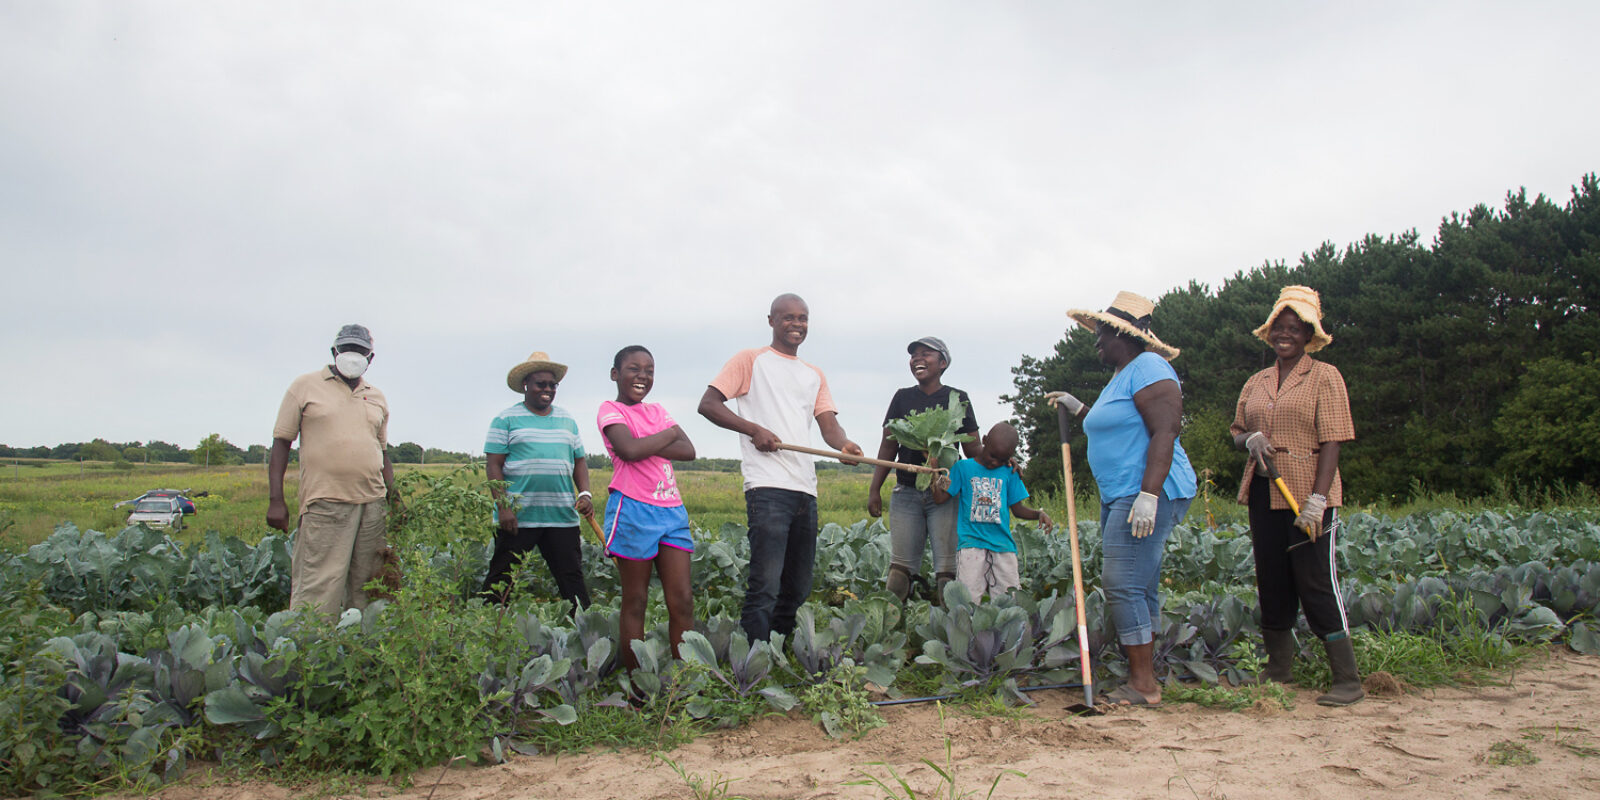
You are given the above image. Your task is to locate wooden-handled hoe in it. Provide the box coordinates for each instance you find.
[1057,404,1101,714]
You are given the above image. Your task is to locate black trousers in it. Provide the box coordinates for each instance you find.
[1248,477,1348,639]
[480,525,591,610]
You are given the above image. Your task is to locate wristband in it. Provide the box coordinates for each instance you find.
[577,490,592,499]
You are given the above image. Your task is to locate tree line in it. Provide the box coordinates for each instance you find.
[1008,174,1600,503]
[0,437,475,467]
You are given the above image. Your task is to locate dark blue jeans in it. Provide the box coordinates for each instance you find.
[740,487,818,641]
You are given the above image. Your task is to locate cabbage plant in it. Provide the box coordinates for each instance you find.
[885,396,975,490]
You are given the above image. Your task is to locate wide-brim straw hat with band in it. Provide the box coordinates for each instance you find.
[1253,285,1332,353]
[1066,290,1180,361]
[506,351,569,392]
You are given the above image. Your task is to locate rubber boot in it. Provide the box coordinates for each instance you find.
[1250,628,1295,685]
[886,565,912,602]
[1317,634,1365,706]
[934,572,956,607]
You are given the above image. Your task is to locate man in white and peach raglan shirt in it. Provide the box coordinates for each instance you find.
[699,293,864,641]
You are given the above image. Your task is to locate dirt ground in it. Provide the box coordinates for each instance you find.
[137,649,1600,800]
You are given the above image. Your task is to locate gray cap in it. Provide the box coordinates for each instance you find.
[334,324,373,349]
[907,336,950,364]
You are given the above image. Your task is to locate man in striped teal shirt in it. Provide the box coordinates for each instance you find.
[483,351,593,609]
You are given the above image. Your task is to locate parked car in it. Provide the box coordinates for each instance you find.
[114,488,202,515]
[127,496,184,531]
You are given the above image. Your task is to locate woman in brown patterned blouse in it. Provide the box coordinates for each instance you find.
[1229,285,1363,706]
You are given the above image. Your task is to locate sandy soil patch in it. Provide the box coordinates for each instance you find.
[130,649,1600,800]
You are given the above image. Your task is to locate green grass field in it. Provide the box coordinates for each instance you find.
[23,456,1507,553]
[0,460,929,550]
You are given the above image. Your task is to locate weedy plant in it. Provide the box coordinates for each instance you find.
[846,701,1024,800]
[1163,681,1294,712]
[799,663,885,740]
[1520,726,1600,758]
[653,752,750,800]
[1484,739,1540,766]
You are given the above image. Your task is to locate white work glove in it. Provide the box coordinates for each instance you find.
[1045,390,1086,417]
[1296,493,1327,537]
[1243,431,1274,467]
[1127,491,1159,538]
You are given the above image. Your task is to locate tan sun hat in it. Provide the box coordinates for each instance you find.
[1067,290,1180,361]
[506,351,569,392]
[1253,285,1332,353]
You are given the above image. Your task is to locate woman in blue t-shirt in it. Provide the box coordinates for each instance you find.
[1050,291,1196,708]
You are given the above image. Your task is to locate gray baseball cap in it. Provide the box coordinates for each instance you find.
[907,336,950,364]
[334,324,373,349]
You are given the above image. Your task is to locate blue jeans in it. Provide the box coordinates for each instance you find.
[741,487,818,641]
[1100,493,1191,646]
[889,484,958,576]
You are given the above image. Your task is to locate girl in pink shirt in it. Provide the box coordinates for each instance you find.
[597,346,697,670]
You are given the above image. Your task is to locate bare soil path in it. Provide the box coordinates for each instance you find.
[136,649,1600,800]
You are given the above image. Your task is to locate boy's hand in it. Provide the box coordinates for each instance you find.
[1037,511,1053,533]
[932,471,951,492]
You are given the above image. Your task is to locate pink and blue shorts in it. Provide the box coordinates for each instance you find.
[603,492,694,561]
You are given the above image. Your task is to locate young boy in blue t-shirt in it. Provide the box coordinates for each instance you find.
[932,422,1052,601]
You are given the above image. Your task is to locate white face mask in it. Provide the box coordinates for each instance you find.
[334,351,370,379]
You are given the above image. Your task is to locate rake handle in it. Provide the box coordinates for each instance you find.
[774,442,943,474]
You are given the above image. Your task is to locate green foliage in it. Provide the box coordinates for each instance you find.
[798,663,884,740]
[886,396,976,490]
[191,433,240,466]
[389,441,425,464]
[387,463,500,598]
[1495,353,1600,486]
[1009,174,1600,499]
[0,580,80,796]
[77,439,121,463]
[4,523,291,614]
[259,600,509,777]
[1181,407,1245,502]
[1163,681,1294,712]
[676,629,797,725]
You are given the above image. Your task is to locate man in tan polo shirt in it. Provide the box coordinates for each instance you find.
[267,324,395,614]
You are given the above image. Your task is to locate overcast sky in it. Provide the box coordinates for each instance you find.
[2,2,1596,462]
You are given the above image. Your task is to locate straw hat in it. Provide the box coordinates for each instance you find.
[1253,285,1332,353]
[506,351,568,392]
[1067,291,1180,361]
